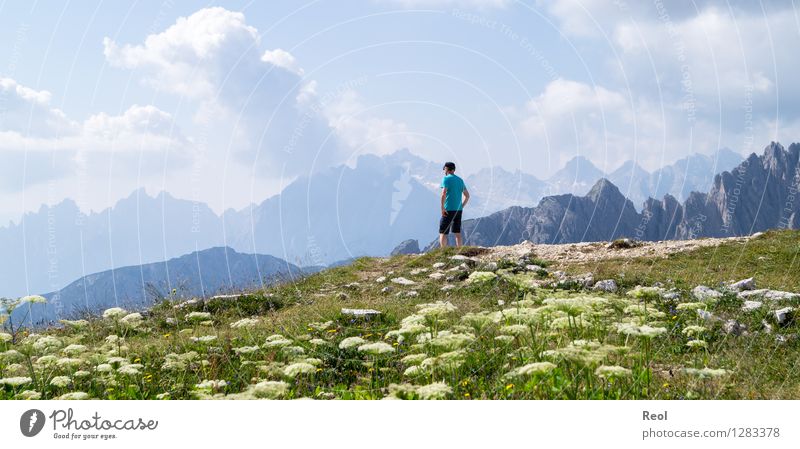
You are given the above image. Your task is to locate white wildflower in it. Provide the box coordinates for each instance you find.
[32,335,63,353]
[595,365,632,378]
[230,318,260,328]
[283,362,315,378]
[686,340,708,349]
[58,392,90,400]
[264,334,293,348]
[186,311,212,322]
[16,390,42,400]
[62,344,88,356]
[403,365,423,377]
[250,380,289,399]
[19,295,47,304]
[190,335,217,343]
[401,353,428,365]
[499,324,529,336]
[195,379,228,390]
[119,313,143,328]
[358,342,395,355]
[103,307,128,319]
[416,382,452,399]
[416,301,457,318]
[50,376,71,387]
[338,336,366,349]
[233,346,261,355]
[616,323,667,338]
[0,376,32,386]
[466,271,497,284]
[117,364,143,376]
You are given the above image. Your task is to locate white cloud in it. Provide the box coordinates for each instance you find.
[0,76,189,194]
[262,49,304,75]
[538,0,800,166]
[380,0,510,8]
[0,77,78,137]
[325,90,419,155]
[104,7,341,177]
[103,7,260,98]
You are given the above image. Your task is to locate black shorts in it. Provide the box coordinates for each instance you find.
[439,210,463,234]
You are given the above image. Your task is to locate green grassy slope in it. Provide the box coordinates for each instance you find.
[2,231,799,400]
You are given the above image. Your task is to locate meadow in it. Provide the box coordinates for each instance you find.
[2,230,799,400]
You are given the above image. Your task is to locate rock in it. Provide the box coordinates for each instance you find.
[741,300,763,312]
[729,277,755,292]
[445,271,469,282]
[428,272,445,280]
[722,320,746,336]
[211,294,244,300]
[391,277,416,286]
[525,264,543,272]
[375,276,387,283]
[573,272,594,288]
[432,262,446,269]
[692,285,723,302]
[381,286,393,294]
[697,309,714,321]
[344,282,360,289]
[661,291,681,301]
[592,279,618,293]
[405,290,419,297]
[441,284,456,291]
[774,307,793,326]
[337,292,349,301]
[341,308,381,318]
[449,255,478,266]
[482,262,499,272]
[551,270,567,281]
[764,290,800,301]
[390,239,420,256]
[762,320,773,333]
[409,268,429,276]
[738,289,800,301]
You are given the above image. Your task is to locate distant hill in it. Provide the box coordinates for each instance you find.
[11,247,304,327]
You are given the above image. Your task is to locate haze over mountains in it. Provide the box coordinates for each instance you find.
[423,142,799,249]
[0,146,744,299]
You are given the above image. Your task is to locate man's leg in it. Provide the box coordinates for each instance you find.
[452,210,463,247]
[439,233,448,248]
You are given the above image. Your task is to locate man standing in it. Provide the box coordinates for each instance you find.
[439,161,470,248]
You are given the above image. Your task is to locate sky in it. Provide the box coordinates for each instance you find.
[1,0,799,224]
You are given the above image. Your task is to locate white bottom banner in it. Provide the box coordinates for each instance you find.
[1,400,796,448]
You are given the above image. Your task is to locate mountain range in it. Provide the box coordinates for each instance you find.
[0,147,744,298]
[423,142,798,249]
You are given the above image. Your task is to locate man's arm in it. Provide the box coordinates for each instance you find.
[462,187,470,208]
[441,188,447,216]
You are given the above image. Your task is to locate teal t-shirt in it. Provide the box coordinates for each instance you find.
[441,174,465,211]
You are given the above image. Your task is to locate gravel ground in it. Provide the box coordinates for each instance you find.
[474,235,758,265]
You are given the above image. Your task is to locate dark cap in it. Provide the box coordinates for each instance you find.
[443,162,456,171]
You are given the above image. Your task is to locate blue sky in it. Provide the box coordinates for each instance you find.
[1,0,798,223]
